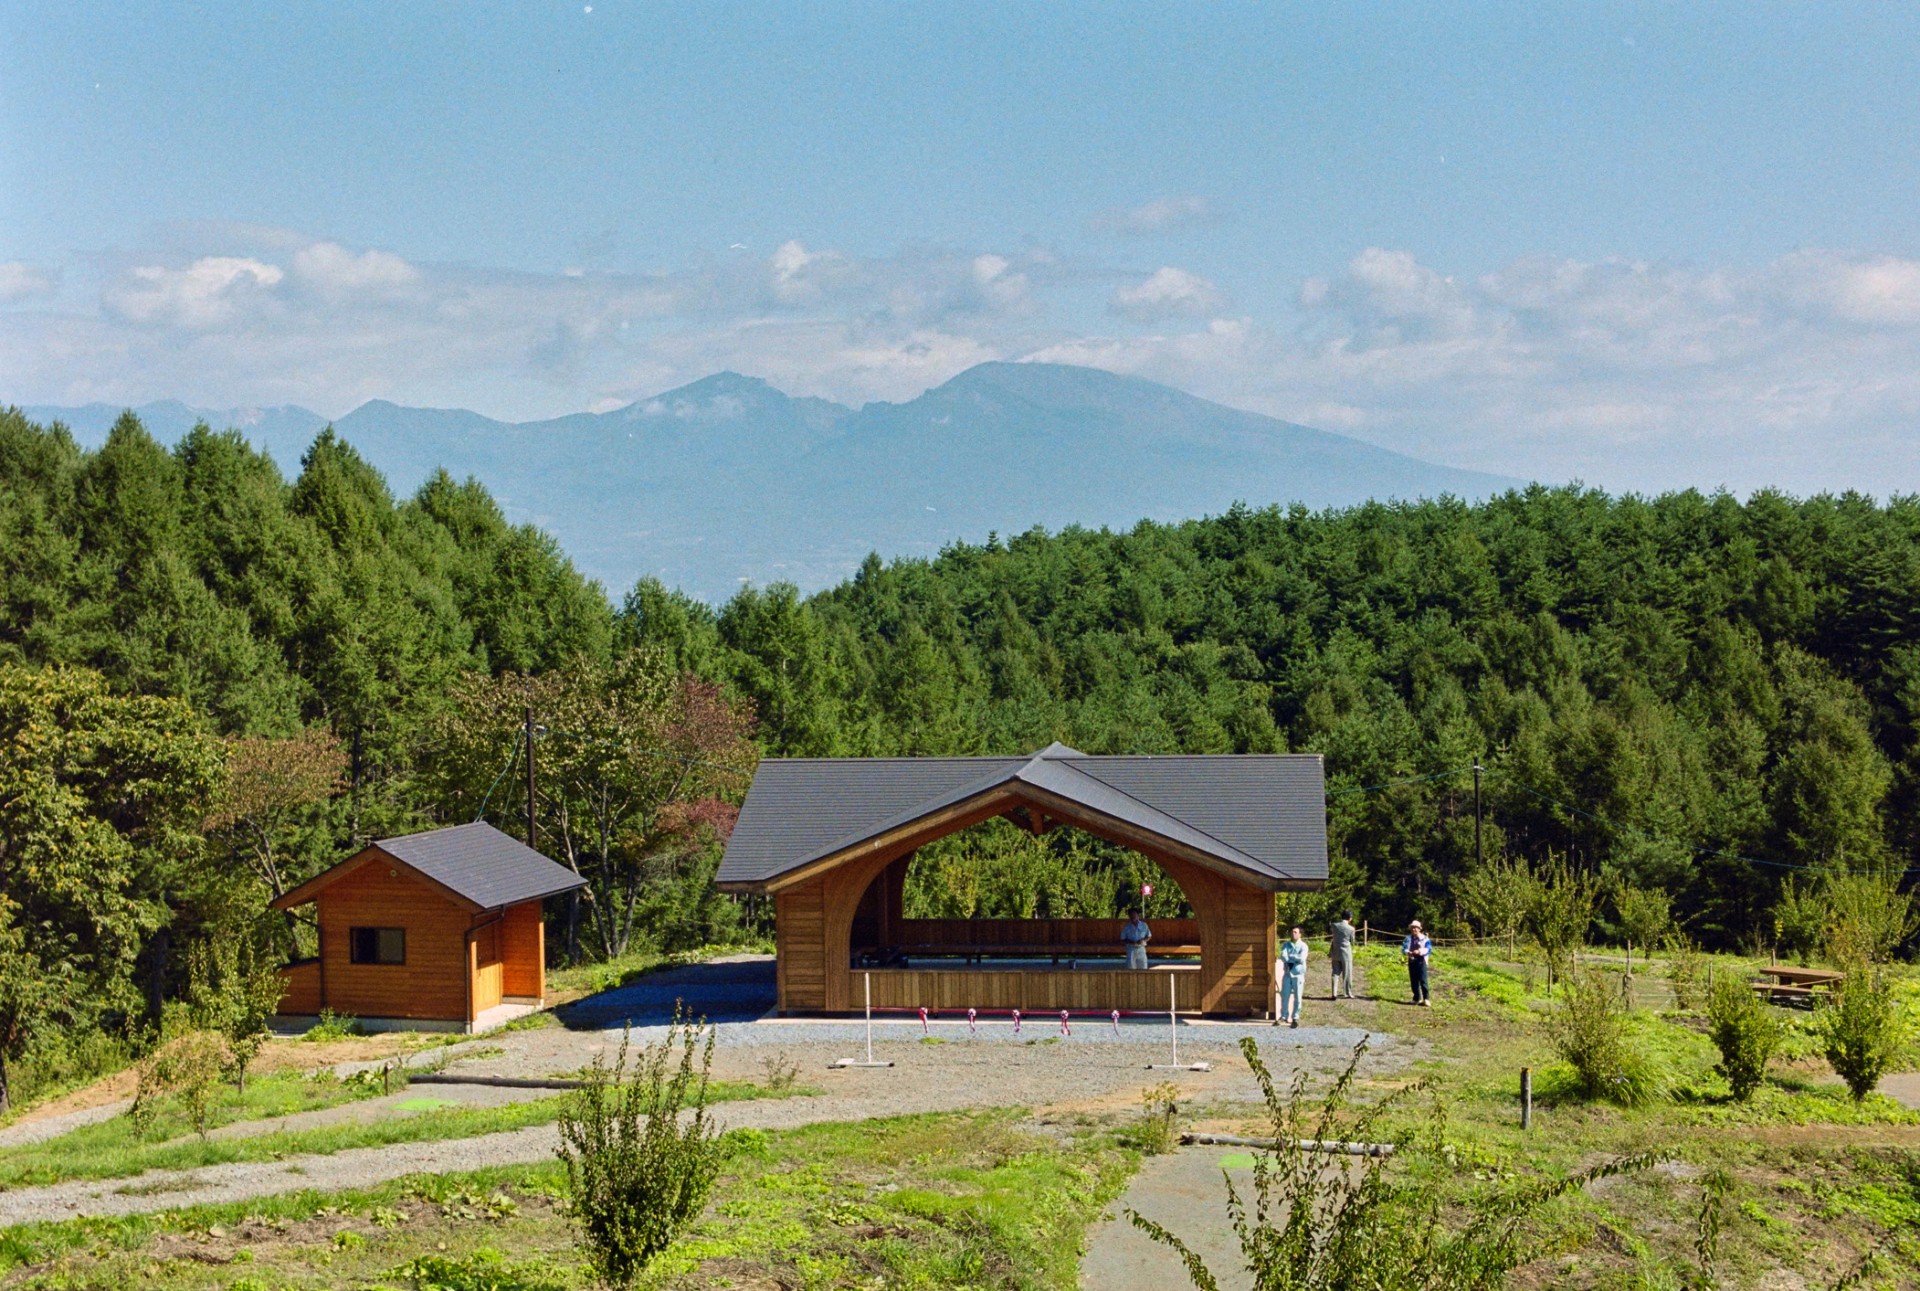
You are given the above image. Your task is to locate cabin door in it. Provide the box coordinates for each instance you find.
[473,921,504,1012]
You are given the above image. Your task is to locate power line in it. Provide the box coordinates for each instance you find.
[472,725,526,822]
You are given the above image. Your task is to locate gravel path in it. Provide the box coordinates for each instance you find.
[1081,1145,1256,1291]
[0,1023,1407,1226]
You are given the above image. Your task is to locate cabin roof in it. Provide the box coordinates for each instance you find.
[716,744,1326,891]
[272,821,586,912]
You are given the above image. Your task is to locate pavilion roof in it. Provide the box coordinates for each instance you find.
[716,744,1326,893]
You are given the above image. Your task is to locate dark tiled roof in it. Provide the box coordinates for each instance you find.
[373,822,586,910]
[717,745,1326,889]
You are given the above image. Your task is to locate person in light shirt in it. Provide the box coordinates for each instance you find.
[1120,907,1152,970]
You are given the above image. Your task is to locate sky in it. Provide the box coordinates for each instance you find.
[5,2,1920,493]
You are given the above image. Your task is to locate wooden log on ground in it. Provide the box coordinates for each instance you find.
[1180,1130,1395,1157]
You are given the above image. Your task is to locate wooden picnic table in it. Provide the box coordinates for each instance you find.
[1752,965,1845,1005]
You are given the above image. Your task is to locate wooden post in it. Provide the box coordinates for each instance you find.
[1362,920,1370,947]
[1520,1067,1532,1130]
[382,1062,392,1096]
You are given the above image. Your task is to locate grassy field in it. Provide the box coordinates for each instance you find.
[0,1077,810,1192]
[1294,942,1920,1289]
[0,1110,1132,1290]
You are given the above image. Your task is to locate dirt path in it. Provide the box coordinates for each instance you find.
[1081,1145,1255,1291]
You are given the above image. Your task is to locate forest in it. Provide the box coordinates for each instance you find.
[2,406,1917,1102]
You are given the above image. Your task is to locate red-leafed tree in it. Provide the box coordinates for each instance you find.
[431,651,756,959]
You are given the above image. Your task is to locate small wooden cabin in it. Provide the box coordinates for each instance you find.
[715,744,1327,1018]
[272,822,585,1033]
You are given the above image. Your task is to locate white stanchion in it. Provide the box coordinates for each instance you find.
[831,972,894,1069]
[1148,970,1211,1071]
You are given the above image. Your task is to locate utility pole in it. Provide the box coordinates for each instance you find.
[1473,763,1484,870]
[524,706,537,851]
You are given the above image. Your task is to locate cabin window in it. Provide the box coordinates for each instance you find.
[349,927,406,965]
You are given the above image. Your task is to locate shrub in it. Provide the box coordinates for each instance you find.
[130,1030,233,1137]
[1128,1037,1655,1289]
[185,933,287,1090]
[1664,934,1707,1012]
[1526,853,1596,987]
[1771,876,1828,965]
[1814,970,1910,1102]
[556,1009,724,1287]
[1452,853,1539,960]
[1135,1081,1180,1155]
[1822,871,1919,966]
[1704,973,1783,1100]
[1546,969,1661,1107]
[305,1008,360,1043]
[1612,884,1672,968]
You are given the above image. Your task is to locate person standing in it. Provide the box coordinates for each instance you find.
[1330,912,1357,999]
[1278,926,1309,1027]
[1121,908,1152,970]
[1401,920,1432,1006]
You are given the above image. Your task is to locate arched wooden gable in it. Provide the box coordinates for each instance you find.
[718,746,1327,1019]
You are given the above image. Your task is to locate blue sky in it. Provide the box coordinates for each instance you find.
[5,2,1920,492]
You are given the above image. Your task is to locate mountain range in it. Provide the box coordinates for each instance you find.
[23,362,1524,602]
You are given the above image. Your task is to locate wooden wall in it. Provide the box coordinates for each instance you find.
[866,965,1200,1013]
[314,861,471,1021]
[277,959,320,1014]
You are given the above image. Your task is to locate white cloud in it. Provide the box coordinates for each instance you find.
[291,242,419,292]
[1109,266,1227,321]
[105,256,284,328]
[0,262,58,302]
[1090,195,1219,236]
[15,228,1920,496]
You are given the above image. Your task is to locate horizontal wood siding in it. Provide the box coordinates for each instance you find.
[1218,884,1276,1015]
[892,917,1200,952]
[500,901,544,1000]
[776,882,828,1012]
[276,960,320,1015]
[316,864,470,1021]
[865,966,1200,1013]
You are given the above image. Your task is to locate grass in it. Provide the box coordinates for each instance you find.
[0,1109,1133,1290]
[0,1079,811,1192]
[1316,944,1920,1288]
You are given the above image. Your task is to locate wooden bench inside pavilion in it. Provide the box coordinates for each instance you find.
[716,744,1328,1019]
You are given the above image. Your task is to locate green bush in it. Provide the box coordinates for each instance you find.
[129,1030,233,1138]
[556,1010,725,1287]
[1705,973,1783,1101]
[1815,970,1910,1102]
[1547,969,1661,1107]
[305,1008,361,1043]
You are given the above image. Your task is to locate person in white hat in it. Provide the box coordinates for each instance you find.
[1401,920,1432,1006]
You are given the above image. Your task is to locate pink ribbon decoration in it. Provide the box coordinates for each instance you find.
[918,1006,929,1035]
[1111,1009,1121,1036]
[1011,1009,1021,1034]
[1060,1009,1072,1036]
[966,1007,977,1035]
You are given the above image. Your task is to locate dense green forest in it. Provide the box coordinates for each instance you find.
[2,406,1917,1099]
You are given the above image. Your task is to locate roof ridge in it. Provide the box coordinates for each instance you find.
[1057,758,1275,872]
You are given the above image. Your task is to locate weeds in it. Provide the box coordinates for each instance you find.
[757,1050,800,1092]
[305,1008,361,1042]
[1128,1036,1656,1290]
[1135,1081,1181,1155]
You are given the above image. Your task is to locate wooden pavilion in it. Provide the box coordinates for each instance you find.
[715,744,1327,1018]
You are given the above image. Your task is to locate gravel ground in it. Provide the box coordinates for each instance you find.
[0,953,1416,1227]
[1081,1145,1258,1291]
